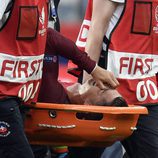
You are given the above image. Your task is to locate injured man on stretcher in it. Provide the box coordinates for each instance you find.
[37,27,128,108]
[67,78,128,107]
[24,27,129,158]
[66,79,128,120]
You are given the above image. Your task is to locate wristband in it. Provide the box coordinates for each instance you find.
[90,63,98,74]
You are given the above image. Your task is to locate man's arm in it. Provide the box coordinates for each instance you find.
[82,0,118,83]
[47,28,119,89]
[47,28,96,74]
[0,0,11,20]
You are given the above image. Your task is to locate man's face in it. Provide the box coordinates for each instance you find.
[67,80,127,107]
[83,86,122,106]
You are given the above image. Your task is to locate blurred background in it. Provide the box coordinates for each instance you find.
[57,0,88,83]
[59,0,87,41]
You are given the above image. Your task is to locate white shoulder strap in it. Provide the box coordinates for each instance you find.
[0,0,11,20]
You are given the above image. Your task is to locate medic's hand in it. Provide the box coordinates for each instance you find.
[91,65,119,89]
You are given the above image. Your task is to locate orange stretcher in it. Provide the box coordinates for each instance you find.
[24,103,148,147]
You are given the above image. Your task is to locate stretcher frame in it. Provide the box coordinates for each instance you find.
[25,103,148,147]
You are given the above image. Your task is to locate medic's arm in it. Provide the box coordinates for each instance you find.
[82,0,118,83]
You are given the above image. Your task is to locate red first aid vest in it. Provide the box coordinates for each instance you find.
[69,0,158,105]
[0,0,48,103]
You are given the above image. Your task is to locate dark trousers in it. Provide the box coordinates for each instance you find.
[122,104,158,158]
[68,147,105,158]
[0,98,34,158]
[20,106,49,158]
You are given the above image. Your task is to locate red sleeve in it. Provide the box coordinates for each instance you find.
[46,28,96,74]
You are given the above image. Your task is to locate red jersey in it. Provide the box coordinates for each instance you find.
[0,0,48,103]
[107,0,158,105]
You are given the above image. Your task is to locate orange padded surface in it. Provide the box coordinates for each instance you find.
[24,103,148,147]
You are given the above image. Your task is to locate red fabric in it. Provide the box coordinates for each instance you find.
[108,0,158,105]
[0,0,48,103]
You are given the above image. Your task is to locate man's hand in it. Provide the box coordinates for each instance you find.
[91,65,119,89]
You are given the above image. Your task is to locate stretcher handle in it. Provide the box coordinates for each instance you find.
[37,124,137,131]
[29,102,148,115]
[99,126,137,131]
